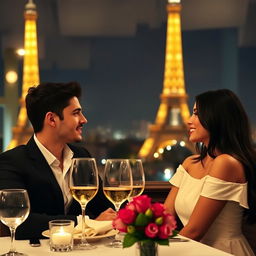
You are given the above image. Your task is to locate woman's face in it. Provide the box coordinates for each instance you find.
[187,103,210,145]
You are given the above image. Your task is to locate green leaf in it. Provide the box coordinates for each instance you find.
[123,233,139,248]
[135,213,149,226]
[157,239,169,246]
[170,230,179,237]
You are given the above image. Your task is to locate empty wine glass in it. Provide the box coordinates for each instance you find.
[69,158,99,250]
[128,159,145,202]
[0,189,30,256]
[103,159,133,248]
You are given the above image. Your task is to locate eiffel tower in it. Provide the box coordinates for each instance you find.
[8,0,40,149]
[139,0,193,161]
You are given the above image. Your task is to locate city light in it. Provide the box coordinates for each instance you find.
[180,141,186,147]
[158,148,164,154]
[168,0,180,3]
[5,70,18,84]
[153,152,159,158]
[16,48,25,56]
[164,168,174,180]
[166,145,172,151]
[113,131,126,140]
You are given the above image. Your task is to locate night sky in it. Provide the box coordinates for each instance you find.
[41,26,256,133]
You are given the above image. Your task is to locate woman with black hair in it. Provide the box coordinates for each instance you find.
[164,89,256,256]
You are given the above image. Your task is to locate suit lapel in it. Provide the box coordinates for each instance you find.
[26,137,65,209]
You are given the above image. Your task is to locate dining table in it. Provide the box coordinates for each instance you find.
[0,235,233,256]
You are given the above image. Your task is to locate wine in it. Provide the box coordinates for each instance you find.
[69,158,99,249]
[103,187,132,205]
[130,185,144,198]
[70,186,98,206]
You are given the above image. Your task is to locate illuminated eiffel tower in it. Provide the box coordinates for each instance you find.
[139,0,193,161]
[8,0,40,149]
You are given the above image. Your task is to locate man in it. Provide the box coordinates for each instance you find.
[0,82,116,239]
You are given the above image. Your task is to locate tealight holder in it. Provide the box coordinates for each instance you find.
[49,219,74,252]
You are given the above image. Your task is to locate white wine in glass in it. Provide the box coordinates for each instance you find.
[129,159,145,201]
[103,159,132,248]
[0,189,30,256]
[69,158,99,250]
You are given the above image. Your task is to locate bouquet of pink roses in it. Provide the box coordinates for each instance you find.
[113,195,177,248]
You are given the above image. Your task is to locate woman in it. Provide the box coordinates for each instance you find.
[164,89,256,255]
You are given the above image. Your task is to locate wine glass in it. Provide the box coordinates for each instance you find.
[0,189,30,256]
[103,159,133,248]
[69,158,99,250]
[128,159,145,201]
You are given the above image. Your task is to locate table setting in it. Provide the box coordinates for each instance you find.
[0,158,233,256]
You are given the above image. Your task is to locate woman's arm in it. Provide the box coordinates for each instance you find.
[179,154,245,241]
[164,186,179,217]
[164,156,196,217]
[179,196,226,240]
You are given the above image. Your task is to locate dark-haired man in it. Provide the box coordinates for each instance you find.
[0,82,115,239]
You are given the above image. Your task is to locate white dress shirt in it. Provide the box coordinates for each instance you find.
[34,134,74,214]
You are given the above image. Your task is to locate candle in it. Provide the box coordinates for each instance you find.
[49,220,74,252]
[51,227,72,245]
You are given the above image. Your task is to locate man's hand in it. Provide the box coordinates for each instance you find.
[95,208,117,221]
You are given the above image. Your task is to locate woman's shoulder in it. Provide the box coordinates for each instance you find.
[209,154,246,183]
[182,154,199,169]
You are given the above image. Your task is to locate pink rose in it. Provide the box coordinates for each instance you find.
[112,217,127,232]
[118,208,136,224]
[163,214,177,230]
[151,203,165,217]
[145,223,158,238]
[158,224,174,239]
[126,201,136,211]
[133,195,151,213]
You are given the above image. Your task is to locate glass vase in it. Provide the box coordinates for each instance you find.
[136,241,158,256]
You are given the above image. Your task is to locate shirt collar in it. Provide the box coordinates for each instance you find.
[33,134,74,166]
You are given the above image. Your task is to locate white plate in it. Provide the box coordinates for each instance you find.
[42,229,118,242]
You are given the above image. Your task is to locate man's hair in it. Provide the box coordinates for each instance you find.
[25,82,82,133]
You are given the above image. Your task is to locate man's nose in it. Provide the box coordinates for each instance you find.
[81,114,87,124]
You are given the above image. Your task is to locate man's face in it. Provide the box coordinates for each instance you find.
[56,97,87,143]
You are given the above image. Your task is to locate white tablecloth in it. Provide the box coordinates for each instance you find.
[0,236,233,256]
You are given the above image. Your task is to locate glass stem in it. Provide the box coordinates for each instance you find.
[81,205,88,245]
[114,204,121,241]
[9,227,16,253]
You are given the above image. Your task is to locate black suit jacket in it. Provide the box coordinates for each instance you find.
[0,137,112,239]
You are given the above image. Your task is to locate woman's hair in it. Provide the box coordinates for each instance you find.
[194,89,256,223]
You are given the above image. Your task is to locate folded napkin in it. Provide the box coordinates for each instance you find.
[74,216,113,237]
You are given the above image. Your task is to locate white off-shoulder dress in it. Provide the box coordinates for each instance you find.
[170,165,255,256]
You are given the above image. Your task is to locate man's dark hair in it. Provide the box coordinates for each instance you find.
[25,82,82,133]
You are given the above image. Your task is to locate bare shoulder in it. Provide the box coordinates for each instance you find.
[209,154,246,183]
[182,154,199,169]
